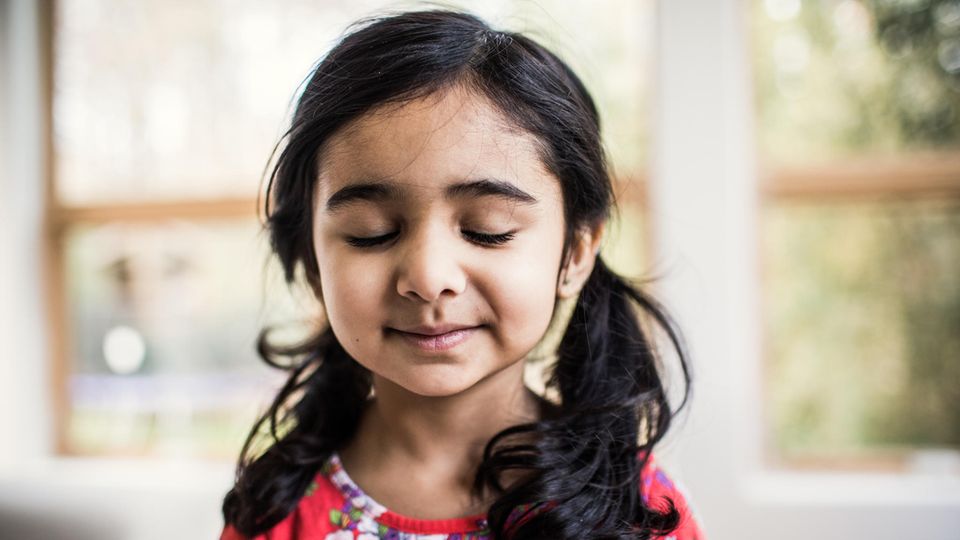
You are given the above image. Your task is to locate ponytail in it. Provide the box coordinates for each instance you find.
[478,257,690,539]
[555,257,689,446]
[222,327,372,536]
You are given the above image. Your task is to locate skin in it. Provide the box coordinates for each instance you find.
[311,85,602,519]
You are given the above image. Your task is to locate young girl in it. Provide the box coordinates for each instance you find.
[221,9,703,540]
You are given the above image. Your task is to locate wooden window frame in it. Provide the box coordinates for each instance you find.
[40,1,260,455]
[761,152,960,201]
[757,152,960,472]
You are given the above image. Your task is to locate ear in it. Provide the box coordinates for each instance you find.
[557,220,605,299]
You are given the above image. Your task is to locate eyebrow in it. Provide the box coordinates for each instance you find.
[324,178,539,213]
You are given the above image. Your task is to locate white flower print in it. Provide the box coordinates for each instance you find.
[322,453,492,539]
[355,516,381,535]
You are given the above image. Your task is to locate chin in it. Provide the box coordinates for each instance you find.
[395,370,479,398]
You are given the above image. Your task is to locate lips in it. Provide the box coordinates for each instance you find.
[388,323,481,352]
[394,323,478,336]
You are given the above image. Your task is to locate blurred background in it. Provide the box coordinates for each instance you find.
[0,0,957,538]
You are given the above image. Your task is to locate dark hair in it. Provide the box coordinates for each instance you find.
[223,9,692,539]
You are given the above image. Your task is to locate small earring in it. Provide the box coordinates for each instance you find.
[562,277,570,285]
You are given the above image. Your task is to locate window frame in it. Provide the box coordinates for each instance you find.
[42,0,262,455]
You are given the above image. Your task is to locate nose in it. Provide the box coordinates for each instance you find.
[395,223,467,303]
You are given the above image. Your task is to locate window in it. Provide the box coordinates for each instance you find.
[50,0,335,457]
[752,0,960,469]
[49,0,656,459]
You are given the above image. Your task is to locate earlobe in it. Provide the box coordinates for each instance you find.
[556,222,605,299]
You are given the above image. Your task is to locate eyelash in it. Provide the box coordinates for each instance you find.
[345,230,516,248]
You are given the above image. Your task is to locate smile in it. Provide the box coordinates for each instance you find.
[391,327,479,352]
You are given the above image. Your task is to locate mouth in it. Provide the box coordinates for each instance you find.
[392,323,479,336]
[387,325,481,352]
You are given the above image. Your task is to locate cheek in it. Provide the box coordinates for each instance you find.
[490,235,563,340]
[508,264,559,326]
[315,245,386,333]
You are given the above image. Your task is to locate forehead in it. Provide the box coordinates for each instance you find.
[315,87,561,207]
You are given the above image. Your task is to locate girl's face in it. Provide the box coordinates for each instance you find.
[312,86,567,398]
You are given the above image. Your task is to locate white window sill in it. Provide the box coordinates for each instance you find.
[743,470,960,507]
[0,456,235,494]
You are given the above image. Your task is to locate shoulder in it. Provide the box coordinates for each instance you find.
[220,471,347,540]
[639,453,706,540]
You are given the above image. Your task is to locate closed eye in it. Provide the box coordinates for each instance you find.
[345,231,399,248]
[345,230,516,248]
[462,230,515,246]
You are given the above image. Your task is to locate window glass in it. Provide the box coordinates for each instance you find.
[762,200,960,461]
[752,0,960,167]
[64,219,302,457]
[754,0,960,466]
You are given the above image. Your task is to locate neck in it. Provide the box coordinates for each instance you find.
[343,359,546,490]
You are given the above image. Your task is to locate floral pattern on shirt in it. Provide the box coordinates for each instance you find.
[219,451,703,540]
[320,454,491,540]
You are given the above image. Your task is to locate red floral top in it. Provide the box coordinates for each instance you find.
[221,452,704,539]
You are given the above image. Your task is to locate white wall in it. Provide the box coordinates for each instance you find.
[0,0,52,465]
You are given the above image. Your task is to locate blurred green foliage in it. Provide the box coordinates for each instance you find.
[753,0,960,165]
[764,200,960,455]
[756,0,960,458]
[869,0,960,145]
